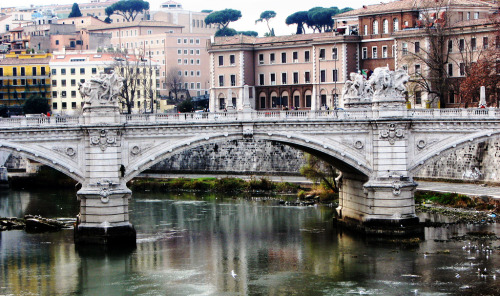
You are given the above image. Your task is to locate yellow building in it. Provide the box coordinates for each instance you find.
[0,52,51,115]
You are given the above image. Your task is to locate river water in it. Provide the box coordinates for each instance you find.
[0,188,499,296]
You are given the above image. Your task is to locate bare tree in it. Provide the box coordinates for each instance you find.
[112,49,157,114]
[165,67,187,103]
[399,1,452,107]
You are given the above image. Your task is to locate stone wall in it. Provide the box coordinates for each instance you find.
[414,139,500,183]
[150,139,305,175]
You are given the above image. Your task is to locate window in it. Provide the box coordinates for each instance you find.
[415,91,421,105]
[402,43,408,55]
[293,51,298,62]
[372,47,378,59]
[382,19,388,34]
[259,74,265,85]
[332,48,338,60]
[41,67,46,75]
[51,69,56,75]
[382,46,388,58]
[270,53,275,64]
[281,72,287,84]
[372,20,379,34]
[259,54,264,64]
[306,95,311,107]
[466,12,470,20]
[362,47,367,59]
[61,79,66,87]
[92,68,97,74]
[218,75,224,86]
[393,18,399,32]
[61,91,67,98]
[414,41,420,53]
[332,69,338,82]
[260,97,266,109]
[71,91,76,98]
[230,55,235,65]
[178,59,182,64]
[320,70,326,82]
[230,74,236,86]
[20,79,25,85]
[70,68,75,75]
[459,63,465,76]
[319,48,325,60]
[305,71,310,83]
[52,102,57,109]
[304,51,310,62]
[71,102,76,109]
[270,73,276,85]
[281,52,286,63]
[55,40,59,45]
[293,72,299,84]
[459,39,464,52]
[483,37,488,49]
[321,94,327,106]
[364,24,368,35]
[52,80,57,86]
[449,90,455,103]
[474,12,479,19]
[448,63,453,76]
[71,79,76,86]
[80,68,85,74]
[218,56,224,66]
[471,37,476,51]
[32,67,37,76]
[12,68,17,76]
[448,40,453,52]
[415,64,421,74]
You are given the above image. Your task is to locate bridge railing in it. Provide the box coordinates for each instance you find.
[0,108,498,127]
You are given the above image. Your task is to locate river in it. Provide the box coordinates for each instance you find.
[0,188,499,295]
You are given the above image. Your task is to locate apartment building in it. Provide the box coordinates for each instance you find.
[49,52,159,115]
[0,52,51,111]
[87,21,212,98]
[208,0,498,111]
[208,33,359,111]
[334,0,498,108]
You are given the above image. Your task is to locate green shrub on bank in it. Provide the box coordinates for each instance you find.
[415,191,476,208]
[130,177,296,193]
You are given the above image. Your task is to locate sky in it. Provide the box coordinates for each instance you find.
[7,0,384,36]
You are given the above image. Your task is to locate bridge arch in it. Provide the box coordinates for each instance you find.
[123,132,372,183]
[0,140,84,183]
[409,130,500,174]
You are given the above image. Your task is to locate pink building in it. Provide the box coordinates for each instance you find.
[208,33,358,111]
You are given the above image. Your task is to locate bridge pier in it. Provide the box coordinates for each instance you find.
[75,185,136,245]
[337,174,421,236]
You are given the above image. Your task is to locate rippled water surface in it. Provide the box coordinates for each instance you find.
[1,189,499,295]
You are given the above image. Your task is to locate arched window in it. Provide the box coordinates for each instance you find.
[393,18,399,31]
[372,20,379,34]
[383,19,389,34]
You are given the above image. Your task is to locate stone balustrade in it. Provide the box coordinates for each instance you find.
[0,108,499,128]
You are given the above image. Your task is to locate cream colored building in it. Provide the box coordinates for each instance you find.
[50,51,159,115]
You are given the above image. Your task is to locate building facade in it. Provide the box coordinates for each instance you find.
[0,52,51,113]
[208,33,359,111]
[49,52,159,115]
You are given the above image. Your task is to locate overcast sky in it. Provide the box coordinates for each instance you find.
[8,0,383,36]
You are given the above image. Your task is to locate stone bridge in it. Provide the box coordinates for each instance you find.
[0,70,498,244]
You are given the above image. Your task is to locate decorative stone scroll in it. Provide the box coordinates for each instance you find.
[379,123,405,145]
[89,129,120,151]
[78,72,124,105]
